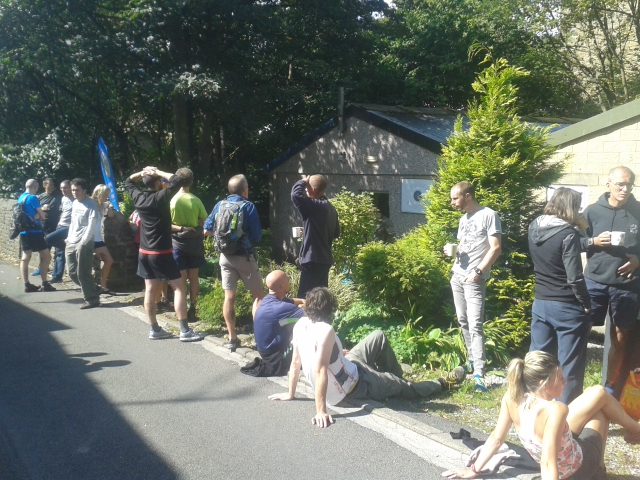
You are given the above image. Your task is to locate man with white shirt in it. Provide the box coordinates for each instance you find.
[268,287,464,427]
[65,178,100,309]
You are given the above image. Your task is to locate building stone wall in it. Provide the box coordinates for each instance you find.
[270,117,437,261]
[551,118,640,204]
[0,198,142,291]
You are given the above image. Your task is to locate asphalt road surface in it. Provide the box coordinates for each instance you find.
[0,262,456,480]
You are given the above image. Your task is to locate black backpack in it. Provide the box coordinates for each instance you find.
[213,200,247,255]
[10,196,38,240]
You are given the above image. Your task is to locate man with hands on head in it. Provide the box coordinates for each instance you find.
[268,287,464,428]
[581,165,640,394]
[125,166,203,342]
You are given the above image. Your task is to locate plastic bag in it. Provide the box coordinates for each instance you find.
[620,368,640,420]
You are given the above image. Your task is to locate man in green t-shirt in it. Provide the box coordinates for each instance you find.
[170,168,208,322]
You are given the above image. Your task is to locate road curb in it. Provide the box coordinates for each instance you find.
[119,303,541,479]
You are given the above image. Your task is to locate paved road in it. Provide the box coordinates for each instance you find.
[0,262,460,480]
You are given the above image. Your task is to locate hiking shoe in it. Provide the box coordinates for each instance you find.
[179,329,204,342]
[463,360,474,375]
[31,269,40,276]
[187,304,198,322]
[149,328,172,340]
[442,366,466,388]
[24,283,41,293]
[42,282,57,292]
[80,301,100,309]
[224,338,241,351]
[474,375,487,393]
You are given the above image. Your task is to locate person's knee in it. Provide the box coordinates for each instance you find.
[584,384,607,399]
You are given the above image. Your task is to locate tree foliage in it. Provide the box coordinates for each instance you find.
[423,55,564,353]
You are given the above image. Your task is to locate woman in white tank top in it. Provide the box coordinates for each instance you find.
[442,351,640,480]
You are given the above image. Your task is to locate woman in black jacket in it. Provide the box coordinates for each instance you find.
[528,187,591,404]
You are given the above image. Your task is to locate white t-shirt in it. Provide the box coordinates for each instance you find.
[58,196,73,227]
[452,206,501,279]
[293,317,359,406]
[67,197,99,246]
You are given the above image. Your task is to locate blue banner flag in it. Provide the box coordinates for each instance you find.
[97,138,120,212]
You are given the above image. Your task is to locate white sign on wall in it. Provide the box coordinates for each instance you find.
[547,184,589,212]
[401,179,434,214]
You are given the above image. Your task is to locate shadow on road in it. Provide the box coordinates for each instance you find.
[0,295,177,480]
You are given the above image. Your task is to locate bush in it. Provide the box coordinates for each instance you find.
[330,188,379,277]
[354,228,450,328]
[196,278,254,327]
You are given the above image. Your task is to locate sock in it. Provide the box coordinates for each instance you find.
[179,320,189,333]
[151,324,162,332]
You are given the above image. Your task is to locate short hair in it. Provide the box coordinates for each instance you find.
[608,166,636,185]
[228,174,248,195]
[304,287,337,324]
[25,179,38,190]
[507,351,560,404]
[309,175,328,196]
[60,180,71,188]
[71,178,89,191]
[543,187,582,226]
[175,167,194,188]
[452,181,475,199]
[142,175,159,189]
[43,178,55,187]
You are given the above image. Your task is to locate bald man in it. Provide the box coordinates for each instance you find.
[241,270,304,377]
[18,179,55,293]
[291,174,340,298]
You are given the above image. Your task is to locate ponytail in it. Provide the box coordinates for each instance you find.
[507,351,560,404]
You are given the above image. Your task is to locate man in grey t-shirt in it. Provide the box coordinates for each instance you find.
[65,178,100,309]
[446,181,502,392]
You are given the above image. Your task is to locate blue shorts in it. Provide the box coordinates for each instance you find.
[586,278,640,330]
[173,248,205,271]
[137,252,181,281]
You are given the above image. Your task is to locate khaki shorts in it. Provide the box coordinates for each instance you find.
[219,253,263,292]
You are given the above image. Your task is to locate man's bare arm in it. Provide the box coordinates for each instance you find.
[312,326,336,428]
[268,347,301,401]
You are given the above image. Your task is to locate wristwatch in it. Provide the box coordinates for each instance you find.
[587,237,594,247]
[473,267,483,276]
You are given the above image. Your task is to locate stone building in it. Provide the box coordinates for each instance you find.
[268,103,564,262]
[548,97,640,207]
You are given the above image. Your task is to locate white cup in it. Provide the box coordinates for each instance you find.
[611,231,626,246]
[292,227,303,238]
[444,243,458,257]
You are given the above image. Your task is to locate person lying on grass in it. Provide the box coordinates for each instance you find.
[442,350,640,480]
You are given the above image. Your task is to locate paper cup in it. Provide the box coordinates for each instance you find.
[444,243,458,257]
[611,231,626,246]
[292,227,303,238]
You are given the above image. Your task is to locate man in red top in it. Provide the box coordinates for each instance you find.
[125,166,203,342]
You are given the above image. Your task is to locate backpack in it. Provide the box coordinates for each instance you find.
[10,196,38,240]
[213,200,248,255]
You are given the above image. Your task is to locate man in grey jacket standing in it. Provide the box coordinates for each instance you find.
[582,166,640,394]
[65,178,100,309]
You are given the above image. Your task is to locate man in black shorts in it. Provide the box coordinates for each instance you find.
[125,166,203,342]
[18,179,56,293]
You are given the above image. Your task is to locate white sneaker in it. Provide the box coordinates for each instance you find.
[149,328,172,340]
[179,329,204,342]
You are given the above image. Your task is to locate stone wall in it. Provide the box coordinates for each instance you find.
[0,198,142,291]
[550,118,640,204]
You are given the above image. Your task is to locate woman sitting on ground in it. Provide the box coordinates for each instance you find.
[442,351,640,480]
[91,184,115,294]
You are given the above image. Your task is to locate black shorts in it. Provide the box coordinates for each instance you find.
[94,241,106,249]
[567,428,603,480]
[173,248,205,271]
[20,232,49,253]
[137,252,181,281]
